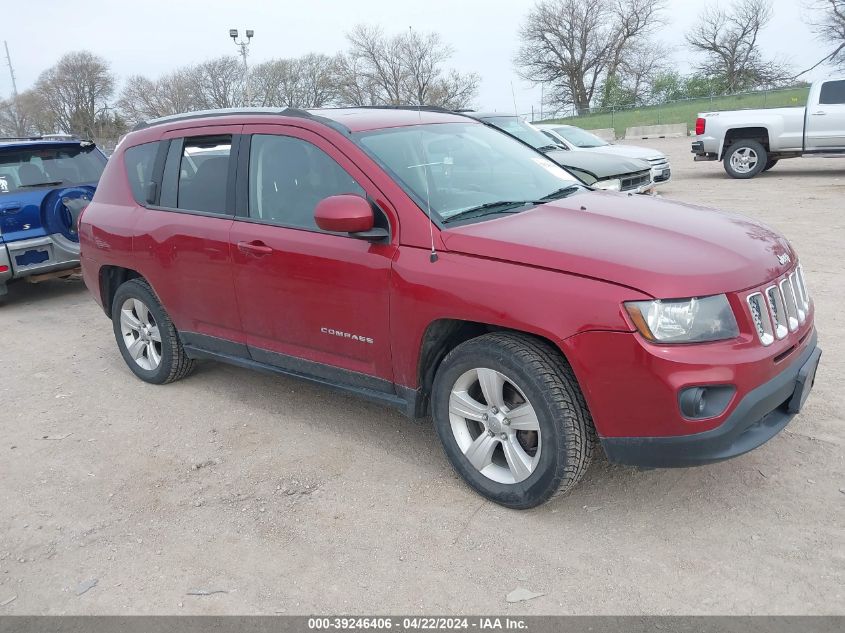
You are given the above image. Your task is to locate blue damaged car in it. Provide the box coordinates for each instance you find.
[0,136,107,297]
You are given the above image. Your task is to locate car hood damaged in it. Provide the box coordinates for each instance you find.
[441,190,794,298]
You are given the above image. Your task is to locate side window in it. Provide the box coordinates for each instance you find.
[819,80,845,105]
[175,136,233,214]
[123,141,160,205]
[248,134,365,230]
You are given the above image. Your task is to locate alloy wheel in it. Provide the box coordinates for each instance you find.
[448,367,542,484]
[730,147,759,174]
[119,298,162,371]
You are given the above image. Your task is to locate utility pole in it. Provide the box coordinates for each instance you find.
[229,29,254,106]
[4,41,21,134]
[4,41,18,98]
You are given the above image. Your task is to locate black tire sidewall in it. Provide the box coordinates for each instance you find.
[724,141,767,179]
[432,342,569,509]
[111,280,177,384]
[763,159,778,172]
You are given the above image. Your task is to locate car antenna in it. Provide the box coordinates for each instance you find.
[415,100,438,263]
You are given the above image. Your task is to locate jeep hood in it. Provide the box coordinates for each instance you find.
[441,190,794,298]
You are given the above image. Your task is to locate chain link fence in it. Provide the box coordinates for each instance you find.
[521,85,810,138]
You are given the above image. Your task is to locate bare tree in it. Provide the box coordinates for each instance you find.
[33,51,115,136]
[186,56,247,109]
[603,0,667,103]
[0,91,57,136]
[515,0,663,113]
[619,41,673,104]
[686,0,790,92]
[250,54,340,108]
[117,70,199,123]
[340,25,479,108]
[802,0,845,72]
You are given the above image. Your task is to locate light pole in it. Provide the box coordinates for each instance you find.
[229,28,254,105]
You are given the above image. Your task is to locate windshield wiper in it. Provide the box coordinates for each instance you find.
[536,144,561,153]
[539,185,582,201]
[20,180,64,188]
[442,200,536,223]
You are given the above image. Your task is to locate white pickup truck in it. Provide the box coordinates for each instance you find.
[691,77,845,178]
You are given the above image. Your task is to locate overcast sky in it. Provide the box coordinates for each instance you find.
[2,0,832,113]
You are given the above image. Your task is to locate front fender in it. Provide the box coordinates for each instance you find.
[389,247,644,389]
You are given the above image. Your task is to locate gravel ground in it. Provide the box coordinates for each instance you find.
[0,137,842,615]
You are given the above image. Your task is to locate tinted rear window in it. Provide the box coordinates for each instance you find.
[0,144,106,194]
[124,141,160,204]
[819,80,845,105]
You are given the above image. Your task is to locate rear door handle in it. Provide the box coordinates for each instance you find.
[811,111,826,116]
[0,203,21,213]
[237,240,273,256]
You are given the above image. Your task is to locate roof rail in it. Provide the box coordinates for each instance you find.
[130,107,338,132]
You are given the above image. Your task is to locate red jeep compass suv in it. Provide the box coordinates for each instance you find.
[79,107,821,509]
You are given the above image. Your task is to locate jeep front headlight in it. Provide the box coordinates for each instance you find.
[624,294,739,343]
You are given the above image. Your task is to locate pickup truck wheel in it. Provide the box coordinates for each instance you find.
[723,140,767,179]
[111,279,194,384]
[432,332,595,509]
[763,159,778,172]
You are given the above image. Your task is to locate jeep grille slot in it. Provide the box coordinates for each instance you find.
[748,265,810,345]
[765,285,789,339]
[780,277,800,331]
[747,293,774,346]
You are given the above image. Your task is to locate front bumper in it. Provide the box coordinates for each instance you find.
[599,332,820,467]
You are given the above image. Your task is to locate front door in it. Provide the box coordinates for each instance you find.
[805,79,845,150]
[229,125,397,390]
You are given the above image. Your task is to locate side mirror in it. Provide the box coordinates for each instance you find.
[314,195,388,241]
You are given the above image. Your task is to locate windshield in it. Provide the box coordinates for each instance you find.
[355,122,579,222]
[480,117,557,150]
[0,144,105,193]
[550,126,608,148]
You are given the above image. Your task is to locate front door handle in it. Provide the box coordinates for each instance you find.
[811,111,826,116]
[237,240,273,256]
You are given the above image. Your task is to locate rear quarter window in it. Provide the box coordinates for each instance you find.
[124,141,160,205]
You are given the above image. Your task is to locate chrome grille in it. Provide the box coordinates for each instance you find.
[748,265,810,345]
[620,170,652,191]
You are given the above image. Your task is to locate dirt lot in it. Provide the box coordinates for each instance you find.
[1,137,843,615]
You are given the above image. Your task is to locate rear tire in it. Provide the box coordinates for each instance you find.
[763,159,778,172]
[111,279,194,384]
[723,140,767,179]
[432,332,595,509]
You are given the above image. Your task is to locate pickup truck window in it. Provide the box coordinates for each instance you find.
[819,80,845,105]
[356,122,577,222]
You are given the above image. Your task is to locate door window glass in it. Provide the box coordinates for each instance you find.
[176,136,232,214]
[248,134,365,230]
[819,80,845,105]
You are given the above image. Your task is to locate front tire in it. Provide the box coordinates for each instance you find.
[432,332,595,509]
[723,140,767,179]
[763,159,778,172]
[111,279,194,384]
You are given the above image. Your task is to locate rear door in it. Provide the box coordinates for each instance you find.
[130,126,245,348]
[229,124,397,388]
[805,79,845,150]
